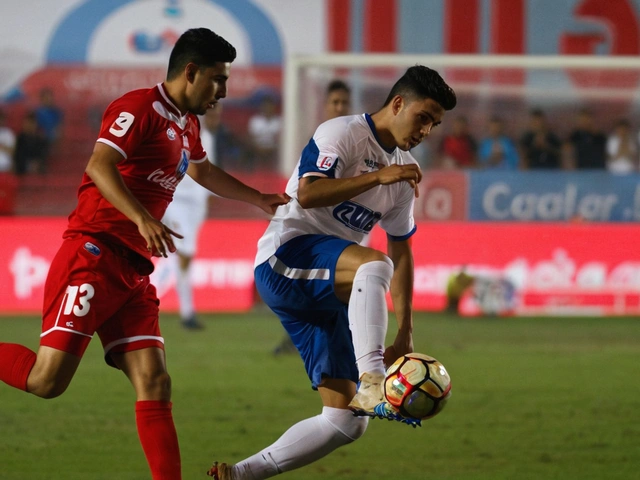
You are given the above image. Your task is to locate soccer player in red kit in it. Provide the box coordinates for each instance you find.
[0,28,288,479]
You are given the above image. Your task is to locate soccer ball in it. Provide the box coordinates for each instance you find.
[384,353,451,420]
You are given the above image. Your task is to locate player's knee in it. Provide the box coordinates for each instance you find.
[29,377,70,399]
[134,371,172,400]
[25,364,72,399]
[323,407,369,443]
[355,255,394,289]
[341,414,368,442]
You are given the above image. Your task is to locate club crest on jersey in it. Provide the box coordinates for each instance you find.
[333,200,382,233]
[316,154,338,171]
[176,149,189,177]
[166,127,177,140]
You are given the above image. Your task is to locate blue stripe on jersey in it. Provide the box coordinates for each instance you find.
[298,138,338,179]
[365,113,395,154]
[387,224,417,242]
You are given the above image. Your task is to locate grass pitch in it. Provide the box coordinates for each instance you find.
[1,312,639,480]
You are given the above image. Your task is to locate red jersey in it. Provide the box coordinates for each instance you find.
[65,83,207,264]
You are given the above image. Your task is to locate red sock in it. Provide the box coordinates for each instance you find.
[0,343,37,391]
[136,400,182,480]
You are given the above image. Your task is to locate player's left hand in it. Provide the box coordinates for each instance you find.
[138,218,183,258]
[258,193,291,214]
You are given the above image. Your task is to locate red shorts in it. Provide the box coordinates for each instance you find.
[41,235,164,366]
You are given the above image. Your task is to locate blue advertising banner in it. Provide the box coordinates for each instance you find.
[469,171,640,222]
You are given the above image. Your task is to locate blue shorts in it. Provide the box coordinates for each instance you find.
[255,234,359,389]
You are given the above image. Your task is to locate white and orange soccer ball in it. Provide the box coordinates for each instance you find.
[384,353,451,420]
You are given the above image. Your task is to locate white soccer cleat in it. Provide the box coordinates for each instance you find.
[348,372,386,414]
[349,372,422,427]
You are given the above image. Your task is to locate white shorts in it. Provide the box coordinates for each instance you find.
[162,197,207,256]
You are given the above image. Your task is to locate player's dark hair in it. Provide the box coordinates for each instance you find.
[326,79,350,96]
[166,28,237,80]
[383,65,456,111]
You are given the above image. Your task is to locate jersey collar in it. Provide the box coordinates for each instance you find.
[364,113,395,154]
[155,83,188,129]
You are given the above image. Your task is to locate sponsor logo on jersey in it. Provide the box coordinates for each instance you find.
[109,112,135,137]
[332,200,382,233]
[167,127,176,140]
[147,149,190,191]
[83,242,101,256]
[363,158,382,170]
[317,154,338,171]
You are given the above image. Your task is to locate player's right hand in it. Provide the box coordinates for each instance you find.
[257,192,291,215]
[376,164,423,197]
[137,218,184,258]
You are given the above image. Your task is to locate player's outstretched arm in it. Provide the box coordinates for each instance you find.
[383,237,415,367]
[85,142,182,257]
[298,163,422,209]
[187,161,289,214]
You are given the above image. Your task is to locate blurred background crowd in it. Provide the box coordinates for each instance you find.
[1,85,638,215]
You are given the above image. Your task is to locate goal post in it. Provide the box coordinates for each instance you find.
[282,53,640,175]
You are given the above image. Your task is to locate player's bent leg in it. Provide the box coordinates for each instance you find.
[335,246,395,415]
[336,246,393,376]
[210,379,368,480]
[112,347,172,401]
[25,346,82,398]
[112,347,181,480]
[0,343,38,392]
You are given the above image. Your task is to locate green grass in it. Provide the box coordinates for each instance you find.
[1,312,640,479]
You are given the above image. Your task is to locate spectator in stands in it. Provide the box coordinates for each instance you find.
[566,108,607,169]
[324,79,351,119]
[478,116,519,169]
[247,93,281,171]
[201,102,242,171]
[520,108,562,170]
[0,108,16,173]
[14,111,47,175]
[437,115,477,169]
[606,118,638,174]
[34,87,63,171]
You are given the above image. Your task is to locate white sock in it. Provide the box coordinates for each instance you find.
[348,259,394,377]
[233,407,368,480]
[175,262,194,319]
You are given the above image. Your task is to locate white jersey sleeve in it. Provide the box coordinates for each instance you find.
[297,117,351,180]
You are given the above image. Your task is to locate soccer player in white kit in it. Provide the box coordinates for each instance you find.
[162,105,224,329]
[208,65,456,480]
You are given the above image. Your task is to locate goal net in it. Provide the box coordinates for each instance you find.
[282,54,640,175]
[282,54,640,316]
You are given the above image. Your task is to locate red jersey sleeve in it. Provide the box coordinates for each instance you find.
[97,91,152,159]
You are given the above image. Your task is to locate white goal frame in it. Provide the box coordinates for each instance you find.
[282,53,640,175]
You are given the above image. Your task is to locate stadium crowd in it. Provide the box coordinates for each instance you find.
[1,90,638,218]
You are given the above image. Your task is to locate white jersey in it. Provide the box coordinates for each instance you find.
[255,113,417,267]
